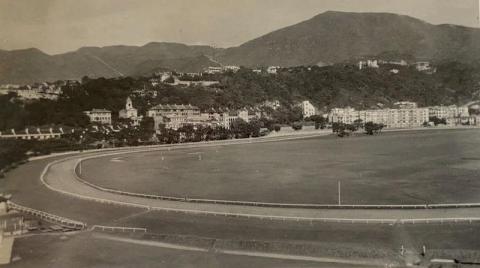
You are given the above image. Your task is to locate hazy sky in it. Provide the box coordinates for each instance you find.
[1,0,478,54]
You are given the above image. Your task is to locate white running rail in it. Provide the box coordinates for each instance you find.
[7,201,87,229]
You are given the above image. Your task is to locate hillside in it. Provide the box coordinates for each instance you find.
[219,11,480,66]
[2,11,480,83]
[0,43,222,84]
[2,60,480,132]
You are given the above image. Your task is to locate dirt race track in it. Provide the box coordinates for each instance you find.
[4,131,480,267]
[16,131,480,225]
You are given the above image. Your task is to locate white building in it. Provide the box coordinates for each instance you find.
[415,61,432,72]
[329,107,358,124]
[204,66,223,74]
[84,109,112,125]
[148,104,202,130]
[263,100,281,110]
[119,97,142,126]
[300,100,317,118]
[267,66,280,74]
[223,65,240,72]
[358,60,379,70]
[428,105,469,119]
[394,101,418,109]
[329,104,429,128]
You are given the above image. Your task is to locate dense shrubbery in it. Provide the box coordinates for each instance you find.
[291,122,303,131]
[0,138,87,176]
[364,122,385,135]
[429,116,447,126]
[0,139,32,174]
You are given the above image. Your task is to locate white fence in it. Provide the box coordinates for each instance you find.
[73,164,480,210]
[91,225,147,233]
[7,201,87,229]
[34,133,480,225]
[70,135,480,210]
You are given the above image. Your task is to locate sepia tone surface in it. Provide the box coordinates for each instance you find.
[1,1,480,267]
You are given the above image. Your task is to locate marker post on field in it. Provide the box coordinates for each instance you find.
[338,181,341,206]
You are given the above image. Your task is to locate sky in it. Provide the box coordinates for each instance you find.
[0,0,479,54]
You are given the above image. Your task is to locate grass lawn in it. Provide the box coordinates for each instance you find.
[81,128,480,205]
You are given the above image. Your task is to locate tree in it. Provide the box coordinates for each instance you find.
[353,119,364,129]
[230,118,250,138]
[429,116,447,126]
[291,122,303,131]
[307,115,327,129]
[345,124,358,133]
[364,122,384,135]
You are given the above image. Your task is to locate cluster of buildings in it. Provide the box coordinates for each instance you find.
[147,104,262,131]
[204,65,241,74]
[83,97,269,132]
[0,81,74,100]
[358,59,434,73]
[84,97,320,132]
[328,101,471,128]
[149,72,219,87]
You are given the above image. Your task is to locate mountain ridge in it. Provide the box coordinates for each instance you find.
[2,11,480,84]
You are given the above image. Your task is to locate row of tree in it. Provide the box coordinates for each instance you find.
[332,120,384,137]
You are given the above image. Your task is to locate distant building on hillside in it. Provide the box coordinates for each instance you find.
[300,100,317,118]
[204,66,223,74]
[267,66,280,74]
[358,60,379,70]
[84,109,112,125]
[393,101,418,109]
[223,65,240,72]
[119,97,142,126]
[414,61,432,72]
[262,100,281,110]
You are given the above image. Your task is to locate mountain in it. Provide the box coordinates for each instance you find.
[219,11,480,66]
[0,43,223,84]
[2,11,480,84]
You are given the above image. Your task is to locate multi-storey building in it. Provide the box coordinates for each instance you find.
[329,107,359,124]
[148,104,202,130]
[428,105,469,119]
[84,109,112,125]
[329,104,429,128]
[300,100,317,118]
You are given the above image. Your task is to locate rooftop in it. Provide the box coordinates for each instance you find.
[150,104,199,110]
